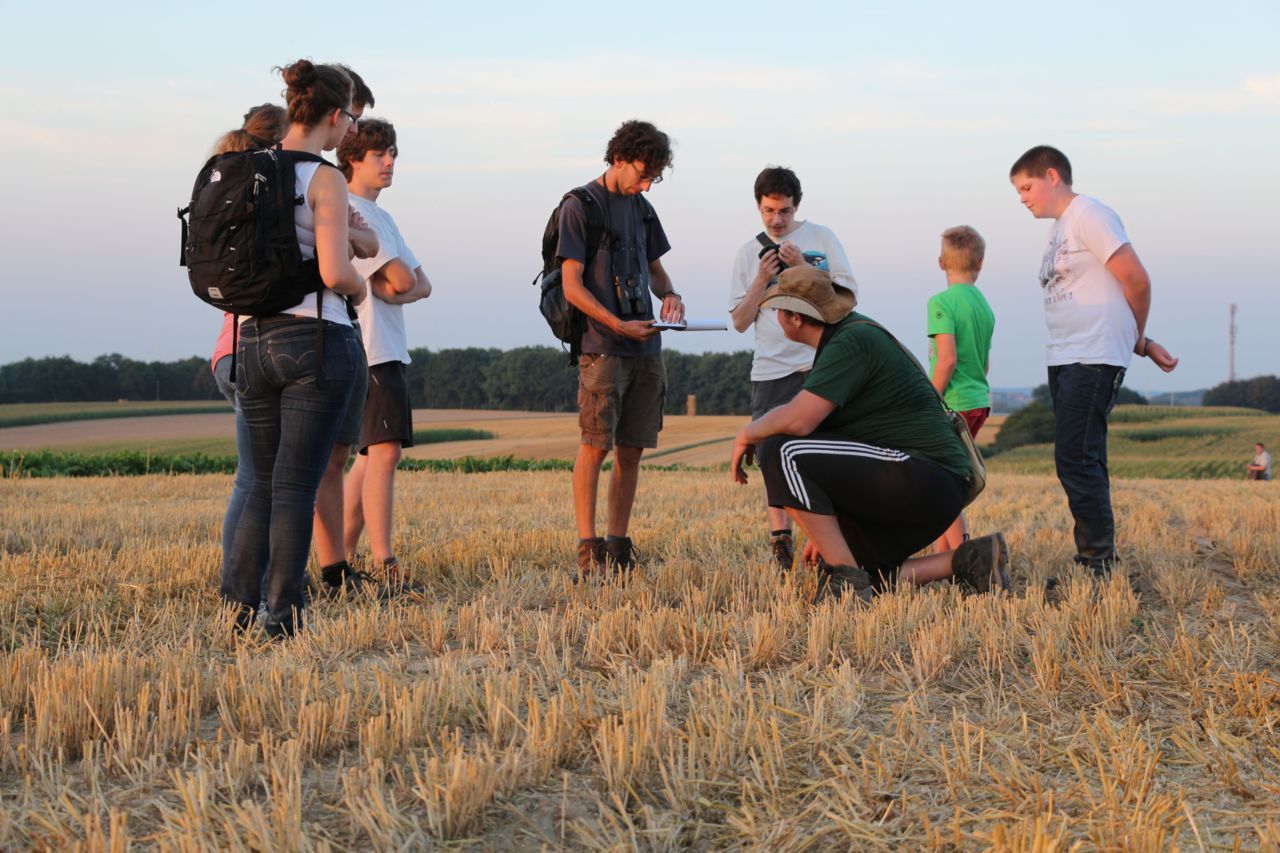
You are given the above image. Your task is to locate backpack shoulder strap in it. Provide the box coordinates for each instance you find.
[847,318,948,408]
[566,185,608,260]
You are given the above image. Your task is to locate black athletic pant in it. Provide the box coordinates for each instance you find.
[758,433,967,586]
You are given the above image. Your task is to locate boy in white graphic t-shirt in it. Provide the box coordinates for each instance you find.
[336,118,432,595]
[1010,145,1178,578]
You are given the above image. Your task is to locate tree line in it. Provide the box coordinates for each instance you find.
[0,348,754,415]
[1201,375,1280,413]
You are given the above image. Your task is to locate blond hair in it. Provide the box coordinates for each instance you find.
[940,225,985,274]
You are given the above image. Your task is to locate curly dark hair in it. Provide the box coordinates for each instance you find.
[1009,145,1073,185]
[754,166,802,205]
[337,118,397,179]
[603,120,672,173]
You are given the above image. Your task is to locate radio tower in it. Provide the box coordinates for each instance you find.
[1229,303,1237,382]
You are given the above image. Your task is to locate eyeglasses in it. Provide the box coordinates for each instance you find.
[632,161,664,184]
[340,108,358,123]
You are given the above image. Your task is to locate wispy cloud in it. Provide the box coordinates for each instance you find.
[1140,71,1280,116]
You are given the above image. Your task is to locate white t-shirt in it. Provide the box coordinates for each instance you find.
[1254,449,1272,477]
[729,220,858,381]
[282,160,353,327]
[350,194,420,366]
[1039,195,1137,367]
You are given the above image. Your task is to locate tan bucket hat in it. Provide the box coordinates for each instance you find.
[759,266,857,324]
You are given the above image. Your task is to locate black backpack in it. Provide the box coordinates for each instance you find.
[533,187,603,365]
[533,186,658,365]
[178,148,340,379]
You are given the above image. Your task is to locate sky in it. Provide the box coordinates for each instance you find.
[1,0,1277,392]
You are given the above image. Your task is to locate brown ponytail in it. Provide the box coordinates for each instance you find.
[277,59,353,128]
[211,103,287,155]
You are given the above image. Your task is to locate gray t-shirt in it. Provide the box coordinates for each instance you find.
[555,180,671,358]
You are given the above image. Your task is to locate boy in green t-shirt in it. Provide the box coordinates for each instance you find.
[927,225,995,552]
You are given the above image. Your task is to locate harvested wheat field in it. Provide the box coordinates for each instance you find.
[1,471,1278,849]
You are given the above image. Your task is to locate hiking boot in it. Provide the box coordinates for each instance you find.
[813,559,873,604]
[576,537,606,580]
[605,536,638,574]
[771,533,795,574]
[952,532,1010,595]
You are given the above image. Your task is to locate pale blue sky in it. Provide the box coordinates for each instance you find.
[1,0,1276,391]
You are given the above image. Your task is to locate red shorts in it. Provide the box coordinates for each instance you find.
[959,408,990,439]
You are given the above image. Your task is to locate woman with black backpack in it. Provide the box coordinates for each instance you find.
[219,60,367,639]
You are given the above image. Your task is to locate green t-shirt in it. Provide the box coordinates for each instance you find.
[803,314,970,478]
[927,283,995,411]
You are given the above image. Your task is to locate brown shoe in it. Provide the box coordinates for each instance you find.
[813,559,873,604]
[771,533,795,574]
[576,537,606,579]
[605,536,639,575]
[952,532,1010,594]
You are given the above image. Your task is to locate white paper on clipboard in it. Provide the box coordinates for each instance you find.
[651,318,729,331]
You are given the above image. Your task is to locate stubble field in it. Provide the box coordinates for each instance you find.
[1,469,1278,849]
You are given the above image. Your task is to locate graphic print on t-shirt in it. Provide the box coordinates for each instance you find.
[1038,230,1077,307]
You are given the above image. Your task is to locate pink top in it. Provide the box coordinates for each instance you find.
[211,313,235,372]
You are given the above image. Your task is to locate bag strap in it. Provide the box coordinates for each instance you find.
[567,186,608,262]
[846,318,950,412]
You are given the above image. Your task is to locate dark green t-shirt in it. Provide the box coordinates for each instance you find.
[802,313,970,478]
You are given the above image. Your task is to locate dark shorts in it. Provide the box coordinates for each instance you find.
[758,433,967,585]
[358,360,413,454]
[750,370,809,420]
[578,354,666,450]
[958,407,990,439]
[335,338,369,447]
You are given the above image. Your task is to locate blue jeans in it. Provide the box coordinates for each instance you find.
[213,355,254,567]
[1048,362,1126,572]
[221,316,357,636]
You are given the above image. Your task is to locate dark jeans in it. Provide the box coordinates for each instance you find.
[213,354,254,568]
[221,316,357,636]
[1048,362,1125,572]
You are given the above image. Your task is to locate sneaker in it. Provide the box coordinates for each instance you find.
[317,560,378,599]
[379,558,427,598]
[952,532,1010,595]
[771,533,795,574]
[576,537,606,580]
[813,559,873,604]
[605,536,638,574]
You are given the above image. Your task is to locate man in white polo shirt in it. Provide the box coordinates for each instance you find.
[729,166,858,573]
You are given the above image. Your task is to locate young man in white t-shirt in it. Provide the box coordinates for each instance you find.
[1010,145,1178,576]
[336,118,432,593]
[729,166,858,572]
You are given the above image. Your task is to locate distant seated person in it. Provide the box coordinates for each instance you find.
[1247,442,1271,481]
[730,267,1010,602]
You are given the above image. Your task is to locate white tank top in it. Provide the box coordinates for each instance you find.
[281,159,351,326]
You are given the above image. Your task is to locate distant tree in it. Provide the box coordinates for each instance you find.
[482,347,577,411]
[1203,375,1280,413]
[665,350,751,415]
[989,401,1055,455]
[1031,381,1146,407]
[419,348,503,408]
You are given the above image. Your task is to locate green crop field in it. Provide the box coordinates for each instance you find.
[0,400,231,429]
[989,405,1278,479]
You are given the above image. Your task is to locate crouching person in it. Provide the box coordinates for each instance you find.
[730,267,1010,601]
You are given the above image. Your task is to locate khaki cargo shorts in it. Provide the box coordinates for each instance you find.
[578,354,666,450]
